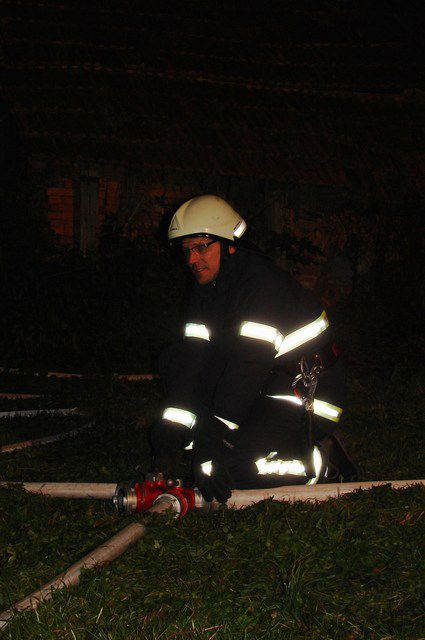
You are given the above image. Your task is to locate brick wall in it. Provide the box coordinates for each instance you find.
[47,180,74,244]
[47,177,122,245]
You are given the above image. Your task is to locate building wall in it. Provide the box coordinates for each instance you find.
[45,167,399,306]
[46,167,222,246]
[47,180,75,243]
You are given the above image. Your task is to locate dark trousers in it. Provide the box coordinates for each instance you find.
[216,396,320,489]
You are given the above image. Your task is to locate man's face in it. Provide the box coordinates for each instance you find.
[182,237,222,285]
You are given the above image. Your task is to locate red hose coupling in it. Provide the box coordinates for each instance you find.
[113,475,196,517]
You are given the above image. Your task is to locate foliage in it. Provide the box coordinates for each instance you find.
[264,230,324,267]
[0,169,55,281]
[0,214,191,373]
[1,170,422,374]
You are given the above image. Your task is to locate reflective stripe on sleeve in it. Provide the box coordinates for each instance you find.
[239,312,329,357]
[162,407,197,429]
[268,394,303,407]
[267,394,343,423]
[312,399,343,422]
[239,321,284,351]
[184,323,210,341]
[275,311,329,357]
[214,415,239,430]
[201,460,213,476]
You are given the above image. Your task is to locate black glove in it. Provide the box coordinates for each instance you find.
[192,458,233,503]
[191,415,236,503]
[150,419,193,480]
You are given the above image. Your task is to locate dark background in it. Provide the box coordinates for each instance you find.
[1,0,423,373]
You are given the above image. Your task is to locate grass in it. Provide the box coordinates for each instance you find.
[0,369,424,639]
[0,484,423,639]
[0,283,424,639]
[0,415,92,449]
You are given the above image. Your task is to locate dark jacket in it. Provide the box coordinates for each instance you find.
[162,247,345,453]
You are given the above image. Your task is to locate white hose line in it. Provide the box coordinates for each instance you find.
[1,478,423,504]
[0,481,117,499]
[0,496,177,633]
[226,479,425,508]
[0,422,95,454]
[0,366,158,381]
[112,373,159,381]
[43,372,158,381]
[0,407,80,418]
[0,522,146,632]
[0,393,42,399]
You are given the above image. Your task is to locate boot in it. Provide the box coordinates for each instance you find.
[319,431,360,482]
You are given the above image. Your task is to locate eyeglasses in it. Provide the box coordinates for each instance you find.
[182,240,217,259]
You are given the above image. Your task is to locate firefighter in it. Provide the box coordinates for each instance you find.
[151,195,358,503]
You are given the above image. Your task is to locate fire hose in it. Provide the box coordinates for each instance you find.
[111,475,425,515]
[113,474,213,517]
[2,477,423,514]
[0,495,175,633]
[1,475,423,633]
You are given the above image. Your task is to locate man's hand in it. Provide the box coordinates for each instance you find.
[192,459,233,503]
[150,419,192,480]
[190,414,237,502]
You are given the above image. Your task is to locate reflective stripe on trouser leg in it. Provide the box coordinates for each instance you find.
[255,447,323,485]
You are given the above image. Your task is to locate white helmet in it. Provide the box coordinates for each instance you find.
[168,195,247,242]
